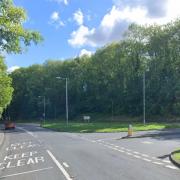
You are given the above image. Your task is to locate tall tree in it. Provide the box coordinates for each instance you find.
[0,0,43,118]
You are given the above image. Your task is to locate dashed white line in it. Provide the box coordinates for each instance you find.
[118,150,125,153]
[133,155,141,159]
[143,158,151,162]
[63,162,70,168]
[17,127,37,138]
[79,136,178,171]
[162,160,171,163]
[133,151,140,154]
[165,165,178,170]
[47,150,73,180]
[0,167,53,179]
[142,141,153,144]
[153,162,163,165]
[142,154,149,157]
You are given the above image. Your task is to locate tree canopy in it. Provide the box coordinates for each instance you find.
[0,0,43,118]
[8,19,180,121]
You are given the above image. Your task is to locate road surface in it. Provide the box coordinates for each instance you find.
[0,124,179,180]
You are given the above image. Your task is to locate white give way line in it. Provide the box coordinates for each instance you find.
[47,150,73,180]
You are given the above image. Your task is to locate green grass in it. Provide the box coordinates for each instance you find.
[42,122,180,133]
[172,149,180,163]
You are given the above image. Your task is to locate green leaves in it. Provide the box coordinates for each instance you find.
[0,56,13,118]
[0,0,43,54]
[8,19,180,120]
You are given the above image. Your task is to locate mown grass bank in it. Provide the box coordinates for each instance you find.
[42,122,180,133]
[172,150,180,164]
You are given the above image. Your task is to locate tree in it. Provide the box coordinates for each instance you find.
[0,0,43,118]
[0,0,43,54]
[0,56,13,118]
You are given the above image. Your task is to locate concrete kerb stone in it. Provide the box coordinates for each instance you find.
[170,150,180,168]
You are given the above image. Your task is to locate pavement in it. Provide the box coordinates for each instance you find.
[0,123,179,180]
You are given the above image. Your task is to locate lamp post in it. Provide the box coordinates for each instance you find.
[38,96,46,125]
[143,71,146,125]
[56,77,69,126]
[142,53,150,125]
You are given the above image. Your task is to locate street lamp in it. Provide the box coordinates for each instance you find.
[142,53,150,125]
[143,71,146,125]
[38,96,46,125]
[56,77,69,126]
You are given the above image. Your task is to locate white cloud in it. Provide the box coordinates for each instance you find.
[49,11,65,28]
[7,66,20,73]
[68,0,180,47]
[51,12,59,21]
[79,49,93,57]
[50,0,68,5]
[73,9,84,26]
[68,25,95,47]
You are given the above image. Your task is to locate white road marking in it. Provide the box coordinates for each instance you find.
[125,149,131,152]
[0,167,53,179]
[91,140,96,143]
[17,127,37,138]
[142,141,153,144]
[165,165,178,170]
[153,162,163,165]
[143,158,151,162]
[133,155,141,159]
[118,150,125,153]
[80,137,178,171]
[142,154,149,157]
[133,151,140,154]
[162,160,171,163]
[63,162,69,168]
[47,150,72,180]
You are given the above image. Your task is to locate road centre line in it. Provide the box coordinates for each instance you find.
[142,154,149,157]
[17,127,37,138]
[133,155,141,159]
[152,162,163,165]
[162,160,171,163]
[0,167,53,179]
[79,136,178,171]
[47,150,73,180]
[142,158,151,162]
[142,141,153,144]
[165,165,178,170]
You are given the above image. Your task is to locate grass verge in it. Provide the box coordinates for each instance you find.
[42,122,180,133]
[172,150,180,164]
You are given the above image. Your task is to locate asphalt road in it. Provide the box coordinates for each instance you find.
[0,124,179,180]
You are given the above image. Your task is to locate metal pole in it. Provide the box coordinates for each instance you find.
[66,78,69,126]
[43,96,46,124]
[143,72,146,125]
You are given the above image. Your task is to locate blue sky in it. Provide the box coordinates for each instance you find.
[6,0,180,71]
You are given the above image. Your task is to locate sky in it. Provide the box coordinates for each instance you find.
[6,0,180,72]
